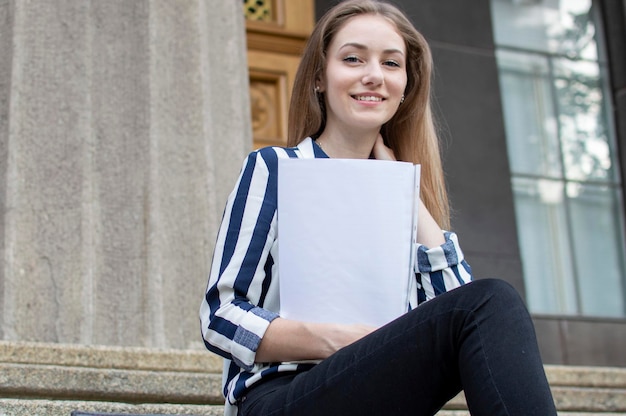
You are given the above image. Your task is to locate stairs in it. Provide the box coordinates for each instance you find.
[439,365,626,415]
[1,341,625,415]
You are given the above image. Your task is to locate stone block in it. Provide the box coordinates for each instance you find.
[0,399,224,416]
[0,0,251,349]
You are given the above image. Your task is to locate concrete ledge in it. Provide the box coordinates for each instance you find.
[438,413,626,416]
[0,399,223,416]
[546,364,626,388]
[5,408,618,416]
[0,363,223,404]
[0,341,223,405]
[419,413,626,416]
[546,364,626,413]
[2,341,626,415]
[433,413,610,416]
[437,412,626,416]
[445,386,626,413]
[0,341,222,373]
[551,386,626,413]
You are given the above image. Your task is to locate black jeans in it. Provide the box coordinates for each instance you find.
[239,279,557,416]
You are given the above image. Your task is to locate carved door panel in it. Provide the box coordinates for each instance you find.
[244,0,315,149]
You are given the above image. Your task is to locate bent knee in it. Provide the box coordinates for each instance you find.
[469,278,525,307]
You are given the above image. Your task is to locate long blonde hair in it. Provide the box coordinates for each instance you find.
[287,0,450,229]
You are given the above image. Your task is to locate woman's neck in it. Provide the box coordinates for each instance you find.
[316,128,379,159]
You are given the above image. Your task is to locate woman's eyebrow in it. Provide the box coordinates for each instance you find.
[339,42,405,56]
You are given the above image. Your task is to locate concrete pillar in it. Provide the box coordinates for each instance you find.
[0,0,252,349]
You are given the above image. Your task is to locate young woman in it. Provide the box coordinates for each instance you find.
[200,1,557,415]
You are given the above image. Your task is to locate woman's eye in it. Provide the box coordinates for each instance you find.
[384,60,401,68]
[343,56,360,63]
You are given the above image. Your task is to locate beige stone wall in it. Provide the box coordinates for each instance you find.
[0,0,252,349]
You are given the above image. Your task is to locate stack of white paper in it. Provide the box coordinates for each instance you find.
[277,158,420,327]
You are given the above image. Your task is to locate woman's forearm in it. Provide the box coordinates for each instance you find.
[256,317,375,363]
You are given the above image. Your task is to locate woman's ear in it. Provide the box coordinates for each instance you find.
[315,77,326,93]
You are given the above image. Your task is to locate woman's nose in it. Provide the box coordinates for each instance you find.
[361,62,384,86]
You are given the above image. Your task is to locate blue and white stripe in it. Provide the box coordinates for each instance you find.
[199,137,473,416]
[415,231,473,301]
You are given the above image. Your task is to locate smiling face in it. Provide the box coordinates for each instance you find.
[319,13,408,138]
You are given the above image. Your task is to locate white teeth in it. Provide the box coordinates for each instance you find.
[354,95,382,102]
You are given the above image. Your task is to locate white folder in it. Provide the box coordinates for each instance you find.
[277,158,420,327]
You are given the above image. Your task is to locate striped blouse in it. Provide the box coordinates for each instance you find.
[199,137,473,416]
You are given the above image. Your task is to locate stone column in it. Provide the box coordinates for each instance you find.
[0,0,251,349]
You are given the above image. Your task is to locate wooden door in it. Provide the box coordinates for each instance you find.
[244,0,315,149]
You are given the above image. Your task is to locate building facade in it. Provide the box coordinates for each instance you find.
[312,0,626,366]
[1,0,624,374]
[243,0,626,366]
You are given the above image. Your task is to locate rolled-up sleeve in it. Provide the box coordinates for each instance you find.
[415,231,473,304]
[199,148,280,371]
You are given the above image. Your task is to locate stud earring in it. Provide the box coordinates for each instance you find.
[400,95,405,104]
[314,85,321,93]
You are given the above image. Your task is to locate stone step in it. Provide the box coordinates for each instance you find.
[2,400,626,416]
[547,365,626,388]
[2,383,625,415]
[0,341,224,406]
[438,413,626,416]
[444,386,626,413]
[1,341,626,415]
[5,364,621,411]
[0,399,223,416]
[437,411,626,415]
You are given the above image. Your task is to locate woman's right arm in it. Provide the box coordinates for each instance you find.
[200,149,281,371]
[200,148,374,368]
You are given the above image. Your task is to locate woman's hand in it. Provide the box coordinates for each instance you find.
[256,318,377,363]
[372,134,396,161]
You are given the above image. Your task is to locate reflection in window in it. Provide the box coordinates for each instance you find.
[491,0,626,317]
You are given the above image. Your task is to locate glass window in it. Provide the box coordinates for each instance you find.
[491,0,626,317]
